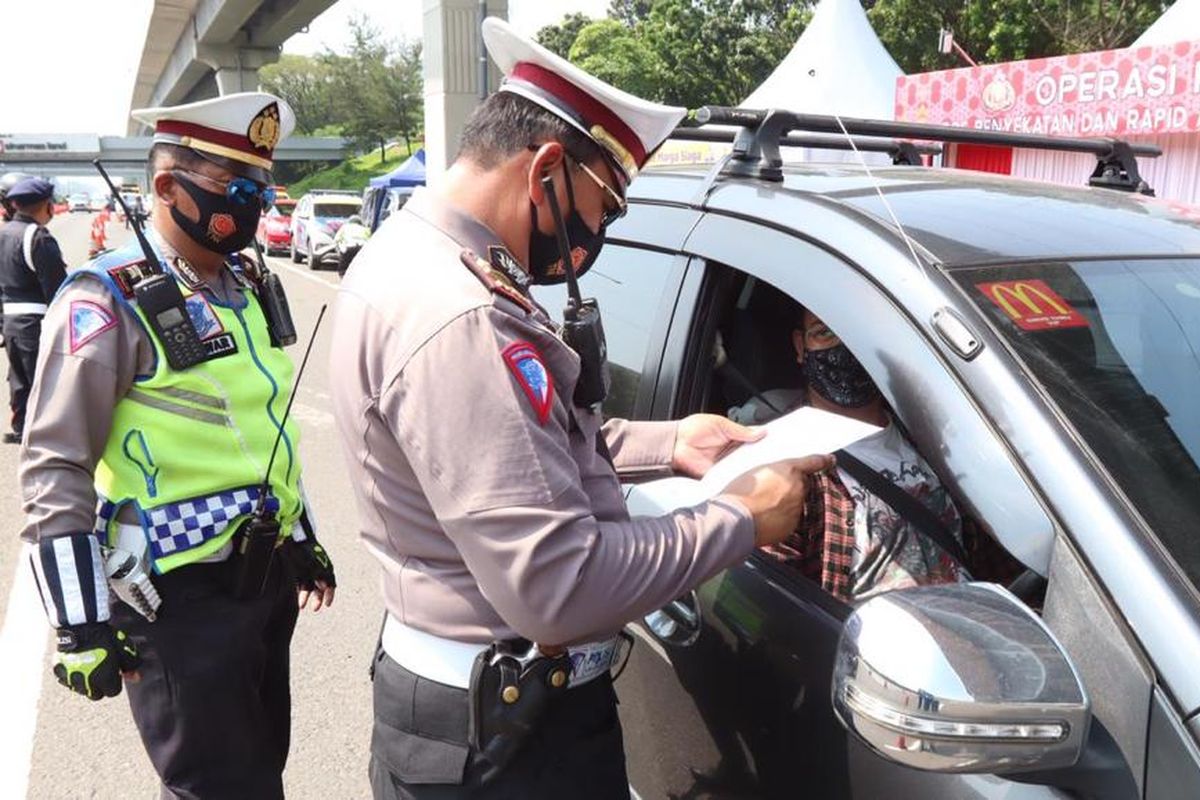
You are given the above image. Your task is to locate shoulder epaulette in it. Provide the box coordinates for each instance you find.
[99,259,155,299]
[459,249,534,313]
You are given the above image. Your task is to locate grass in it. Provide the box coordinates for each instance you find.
[287,141,422,197]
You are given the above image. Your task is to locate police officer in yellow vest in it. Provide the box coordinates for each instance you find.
[18,92,336,800]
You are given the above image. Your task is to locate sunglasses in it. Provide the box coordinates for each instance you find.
[569,157,627,229]
[171,169,276,207]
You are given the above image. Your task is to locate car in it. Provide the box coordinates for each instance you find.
[332,213,370,275]
[256,198,297,255]
[290,191,362,269]
[529,109,1200,799]
[361,184,415,233]
[89,196,108,212]
[68,193,90,212]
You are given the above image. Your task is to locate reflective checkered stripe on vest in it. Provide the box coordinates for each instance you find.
[90,268,301,573]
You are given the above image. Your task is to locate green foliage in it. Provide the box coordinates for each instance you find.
[286,141,422,198]
[869,0,1172,74]
[570,20,663,99]
[536,12,594,58]
[261,16,423,152]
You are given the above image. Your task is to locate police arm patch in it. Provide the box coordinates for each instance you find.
[502,341,554,424]
[69,300,117,353]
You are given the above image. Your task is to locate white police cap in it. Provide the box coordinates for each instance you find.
[481,17,686,184]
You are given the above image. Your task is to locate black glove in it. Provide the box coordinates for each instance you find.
[52,623,140,701]
[283,537,336,591]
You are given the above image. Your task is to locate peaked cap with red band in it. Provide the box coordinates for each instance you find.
[481,17,686,185]
[132,92,296,184]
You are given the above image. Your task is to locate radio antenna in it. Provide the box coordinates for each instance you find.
[255,304,326,516]
[93,159,162,274]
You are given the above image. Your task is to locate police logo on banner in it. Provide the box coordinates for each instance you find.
[502,341,554,424]
[69,300,117,353]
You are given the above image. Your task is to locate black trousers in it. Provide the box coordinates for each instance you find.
[111,557,299,800]
[3,313,40,434]
[369,652,630,800]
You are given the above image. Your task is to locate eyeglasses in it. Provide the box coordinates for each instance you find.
[171,169,276,207]
[570,157,627,229]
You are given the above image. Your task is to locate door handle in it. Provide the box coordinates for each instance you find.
[643,590,702,647]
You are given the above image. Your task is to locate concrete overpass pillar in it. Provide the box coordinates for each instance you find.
[197,45,281,95]
[422,0,508,184]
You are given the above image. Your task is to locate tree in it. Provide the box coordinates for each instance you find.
[536,12,594,59]
[869,0,1172,74]
[569,20,663,99]
[259,54,335,136]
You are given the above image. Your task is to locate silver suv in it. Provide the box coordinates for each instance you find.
[533,109,1200,799]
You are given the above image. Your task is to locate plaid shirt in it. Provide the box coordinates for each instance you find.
[764,471,1024,603]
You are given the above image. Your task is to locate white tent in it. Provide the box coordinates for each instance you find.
[743,0,901,119]
[1134,0,1200,45]
[651,0,904,167]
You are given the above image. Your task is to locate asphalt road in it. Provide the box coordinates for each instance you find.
[0,210,379,799]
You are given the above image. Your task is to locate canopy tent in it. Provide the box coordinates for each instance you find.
[369,148,426,188]
[651,0,904,167]
[1133,0,1200,45]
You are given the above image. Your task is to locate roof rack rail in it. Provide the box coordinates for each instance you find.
[671,127,941,166]
[688,106,1161,195]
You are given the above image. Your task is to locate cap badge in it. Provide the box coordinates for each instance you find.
[590,125,638,180]
[248,103,282,152]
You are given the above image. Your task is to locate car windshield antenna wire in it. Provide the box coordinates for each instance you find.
[828,112,932,287]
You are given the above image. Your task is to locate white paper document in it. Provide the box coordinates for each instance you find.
[625,406,882,516]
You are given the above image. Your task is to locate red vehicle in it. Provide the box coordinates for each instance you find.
[256,198,297,255]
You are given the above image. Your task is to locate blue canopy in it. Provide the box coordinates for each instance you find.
[369,148,426,188]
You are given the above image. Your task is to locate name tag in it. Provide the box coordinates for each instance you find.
[567,638,619,687]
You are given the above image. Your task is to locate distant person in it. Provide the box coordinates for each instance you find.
[729,307,971,601]
[0,177,67,443]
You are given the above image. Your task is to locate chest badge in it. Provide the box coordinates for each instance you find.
[502,341,554,425]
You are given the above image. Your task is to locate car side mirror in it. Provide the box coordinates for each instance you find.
[347,214,362,225]
[832,582,1090,775]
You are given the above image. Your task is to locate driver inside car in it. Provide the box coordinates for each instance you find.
[728,306,972,601]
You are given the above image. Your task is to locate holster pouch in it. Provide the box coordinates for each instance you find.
[468,640,574,782]
[229,516,279,601]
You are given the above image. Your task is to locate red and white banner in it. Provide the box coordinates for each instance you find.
[895,40,1200,137]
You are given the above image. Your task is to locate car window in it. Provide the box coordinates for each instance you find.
[532,245,676,418]
[676,213,1056,576]
[953,260,1200,591]
[313,201,360,219]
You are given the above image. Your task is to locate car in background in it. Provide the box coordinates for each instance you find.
[526,114,1200,799]
[332,214,370,275]
[360,184,415,233]
[89,196,108,212]
[290,191,361,269]
[68,193,90,212]
[256,198,297,255]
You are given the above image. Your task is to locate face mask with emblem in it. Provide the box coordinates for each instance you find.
[169,171,264,254]
[527,163,605,285]
[803,343,881,408]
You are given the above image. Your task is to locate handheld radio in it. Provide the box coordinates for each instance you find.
[250,237,298,347]
[93,160,208,370]
[230,305,326,600]
[541,174,610,408]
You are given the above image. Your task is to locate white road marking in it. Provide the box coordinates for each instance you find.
[266,257,340,290]
[0,545,50,799]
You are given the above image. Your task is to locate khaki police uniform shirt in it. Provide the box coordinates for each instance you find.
[19,237,246,542]
[330,188,754,646]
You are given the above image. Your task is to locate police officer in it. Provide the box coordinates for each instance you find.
[0,170,36,221]
[20,92,336,800]
[329,18,833,799]
[0,176,67,443]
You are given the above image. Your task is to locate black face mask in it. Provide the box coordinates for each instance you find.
[169,172,262,254]
[527,166,605,285]
[803,343,880,408]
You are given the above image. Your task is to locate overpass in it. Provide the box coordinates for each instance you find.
[128,0,339,132]
[0,133,346,184]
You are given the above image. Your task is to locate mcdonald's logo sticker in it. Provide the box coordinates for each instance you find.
[976,279,1089,331]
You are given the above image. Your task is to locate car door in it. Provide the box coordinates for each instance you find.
[618,212,1067,800]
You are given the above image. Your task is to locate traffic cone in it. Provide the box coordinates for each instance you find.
[89,214,108,257]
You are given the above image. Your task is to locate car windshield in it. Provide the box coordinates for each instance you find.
[272,202,295,218]
[314,201,359,219]
[953,259,1200,589]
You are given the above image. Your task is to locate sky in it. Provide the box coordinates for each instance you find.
[0,0,610,136]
